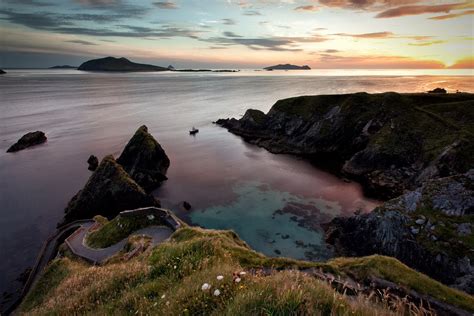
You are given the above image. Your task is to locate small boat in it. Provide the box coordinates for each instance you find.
[189,127,199,135]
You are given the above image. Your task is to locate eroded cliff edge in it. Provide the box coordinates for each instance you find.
[217,92,474,199]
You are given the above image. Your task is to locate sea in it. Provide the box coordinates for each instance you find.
[0,68,472,308]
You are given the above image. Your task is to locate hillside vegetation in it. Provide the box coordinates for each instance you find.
[20,226,473,315]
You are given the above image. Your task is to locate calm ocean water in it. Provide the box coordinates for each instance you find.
[0,69,472,303]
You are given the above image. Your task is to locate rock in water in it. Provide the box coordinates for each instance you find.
[61,155,159,225]
[117,125,170,192]
[87,155,99,171]
[0,69,6,74]
[7,131,47,152]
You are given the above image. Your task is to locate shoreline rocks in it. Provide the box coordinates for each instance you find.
[117,125,170,192]
[61,155,159,225]
[217,92,474,199]
[0,69,6,74]
[326,170,474,293]
[7,131,47,153]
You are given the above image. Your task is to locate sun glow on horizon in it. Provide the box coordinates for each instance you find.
[0,0,472,69]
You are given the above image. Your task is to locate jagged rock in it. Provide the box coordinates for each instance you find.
[457,223,472,237]
[217,92,474,199]
[7,131,47,152]
[182,201,192,211]
[61,155,159,225]
[117,125,170,192]
[326,171,474,293]
[87,155,99,171]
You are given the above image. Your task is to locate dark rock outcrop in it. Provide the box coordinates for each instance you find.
[326,170,474,293]
[428,87,447,94]
[87,155,99,171]
[117,125,170,192]
[61,155,159,225]
[217,92,474,199]
[264,64,311,70]
[0,69,6,74]
[7,131,47,153]
[78,57,168,72]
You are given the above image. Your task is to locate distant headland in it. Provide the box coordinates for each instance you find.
[78,57,168,72]
[264,64,311,70]
[49,65,77,69]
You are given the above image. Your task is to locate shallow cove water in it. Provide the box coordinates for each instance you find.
[0,69,472,307]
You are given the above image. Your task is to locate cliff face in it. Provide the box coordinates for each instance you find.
[326,170,474,294]
[78,57,168,72]
[62,155,159,224]
[217,92,474,199]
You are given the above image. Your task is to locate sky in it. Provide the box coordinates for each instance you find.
[0,0,473,68]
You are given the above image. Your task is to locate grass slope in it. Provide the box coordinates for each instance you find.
[20,226,473,315]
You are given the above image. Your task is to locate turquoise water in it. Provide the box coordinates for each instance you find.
[191,181,341,261]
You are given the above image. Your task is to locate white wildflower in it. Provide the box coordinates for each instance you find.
[161,294,166,299]
[234,277,241,283]
[201,283,211,291]
[213,289,221,296]
[217,275,224,281]
[147,215,155,220]
[173,265,177,269]
[239,271,247,276]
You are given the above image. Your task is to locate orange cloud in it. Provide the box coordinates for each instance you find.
[376,2,473,18]
[429,9,474,19]
[315,54,445,69]
[449,57,474,69]
[294,5,319,11]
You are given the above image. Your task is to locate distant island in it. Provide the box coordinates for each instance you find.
[49,65,77,69]
[175,69,239,72]
[0,69,6,74]
[78,57,168,72]
[264,64,311,70]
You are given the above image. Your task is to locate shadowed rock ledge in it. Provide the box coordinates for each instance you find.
[61,155,159,225]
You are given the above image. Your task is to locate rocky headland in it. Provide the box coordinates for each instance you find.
[217,91,474,293]
[61,126,169,224]
[77,57,168,72]
[217,92,474,199]
[7,131,47,153]
[326,170,474,293]
[264,64,311,70]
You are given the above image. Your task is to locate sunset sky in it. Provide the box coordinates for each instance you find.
[0,0,473,68]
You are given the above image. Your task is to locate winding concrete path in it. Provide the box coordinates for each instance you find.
[66,223,173,264]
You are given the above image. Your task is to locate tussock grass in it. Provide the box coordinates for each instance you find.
[20,227,473,315]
